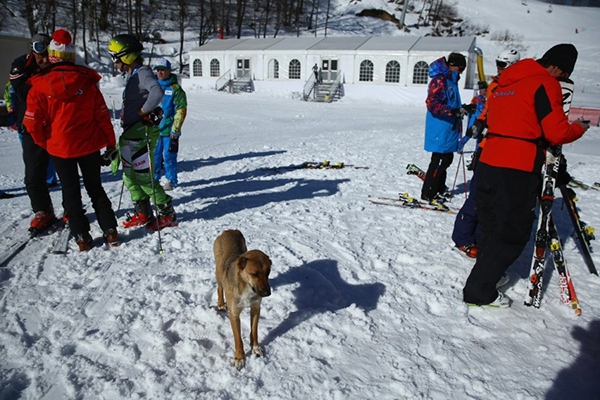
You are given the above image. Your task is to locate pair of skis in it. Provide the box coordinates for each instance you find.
[558,185,597,275]
[368,193,455,213]
[0,219,71,267]
[567,179,600,191]
[524,77,589,315]
[523,145,581,315]
[370,163,457,213]
[266,160,369,172]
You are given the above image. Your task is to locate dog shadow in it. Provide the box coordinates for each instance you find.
[261,259,385,346]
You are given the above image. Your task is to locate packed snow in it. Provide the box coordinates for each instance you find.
[1,0,600,399]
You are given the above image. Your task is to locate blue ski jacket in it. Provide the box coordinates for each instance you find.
[157,74,187,137]
[424,57,462,154]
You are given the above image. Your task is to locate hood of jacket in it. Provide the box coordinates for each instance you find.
[27,63,102,101]
[428,57,459,82]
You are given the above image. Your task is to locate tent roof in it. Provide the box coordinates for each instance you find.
[359,36,421,51]
[191,35,476,53]
[308,36,371,51]
[409,36,476,52]
[268,37,324,51]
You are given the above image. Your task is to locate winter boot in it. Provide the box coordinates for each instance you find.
[104,228,120,247]
[29,210,58,236]
[75,232,93,252]
[457,244,478,259]
[147,201,177,231]
[123,199,151,228]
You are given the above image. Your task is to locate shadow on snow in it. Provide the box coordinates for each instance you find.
[261,259,386,347]
[545,319,600,399]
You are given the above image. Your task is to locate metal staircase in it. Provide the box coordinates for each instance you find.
[302,72,344,102]
[215,70,254,94]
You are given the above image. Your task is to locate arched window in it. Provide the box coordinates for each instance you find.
[385,60,401,83]
[289,59,301,79]
[210,59,220,77]
[192,59,202,77]
[268,59,279,79]
[413,61,429,84]
[359,60,374,82]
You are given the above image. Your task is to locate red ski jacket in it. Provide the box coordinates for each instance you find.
[23,63,115,159]
[480,59,585,173]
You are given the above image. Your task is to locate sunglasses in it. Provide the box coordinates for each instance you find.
[31,41,48,54]
[496,60,508,69]
[155,67,168,71]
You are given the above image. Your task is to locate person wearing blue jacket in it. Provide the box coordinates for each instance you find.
[420,52,467,204]
[153,58,187,190]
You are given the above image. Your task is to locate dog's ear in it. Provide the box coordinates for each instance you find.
[237,256,248,270]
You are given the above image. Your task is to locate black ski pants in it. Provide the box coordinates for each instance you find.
[421,152,453,200]
[463,162,541,304]
[50,151,117,237]
[22,132,53,213]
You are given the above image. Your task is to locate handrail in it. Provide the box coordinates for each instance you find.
[326,72,344,101]
[302,74,316,101]
[215,69,232,91]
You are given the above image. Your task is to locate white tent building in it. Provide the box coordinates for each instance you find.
[0,34,31,86]
[186,35,478,92]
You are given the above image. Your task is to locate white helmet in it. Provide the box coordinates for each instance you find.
[496,49,521,68]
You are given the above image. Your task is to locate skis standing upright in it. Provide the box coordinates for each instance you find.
[524,77,581,315]
[558,185,597,275]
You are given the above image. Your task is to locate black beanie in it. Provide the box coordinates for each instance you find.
[447,52,466,68]
[540,43,578,74]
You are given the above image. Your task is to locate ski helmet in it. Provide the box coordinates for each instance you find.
[495,49,521,69]
[108,34,143,65]
[31,33,51,54]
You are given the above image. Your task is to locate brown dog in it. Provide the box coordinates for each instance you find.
[214,229,272,370]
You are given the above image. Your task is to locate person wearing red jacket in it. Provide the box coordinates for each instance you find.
[23,29,119,251]
[462,43,590,308]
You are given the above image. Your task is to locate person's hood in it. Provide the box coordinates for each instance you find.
[428,57,459,82]
[28,63,101,100]
[429,57,449,78]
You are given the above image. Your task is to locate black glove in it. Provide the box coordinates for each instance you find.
[141,107,163,127]
[467,147,482,171]
[451,108,466,118]
[168,138,179,153]
[100,147,118,166]
[462,103,477,115]
[469,119,486,139]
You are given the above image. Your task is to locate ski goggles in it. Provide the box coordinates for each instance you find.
[496,60,508,69]
[109,50,126,63]
[31,41,48,54]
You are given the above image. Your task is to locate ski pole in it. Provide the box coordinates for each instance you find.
[461,153,468,200]
[145,126,164,254]
[116,178,125,213]
[451,152,462,196]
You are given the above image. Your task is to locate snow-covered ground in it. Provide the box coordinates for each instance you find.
[1,0,600,399]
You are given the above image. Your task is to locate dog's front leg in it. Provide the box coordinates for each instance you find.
[249,303,263,357]
[228,309,245,370]
[216,277,226,311]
